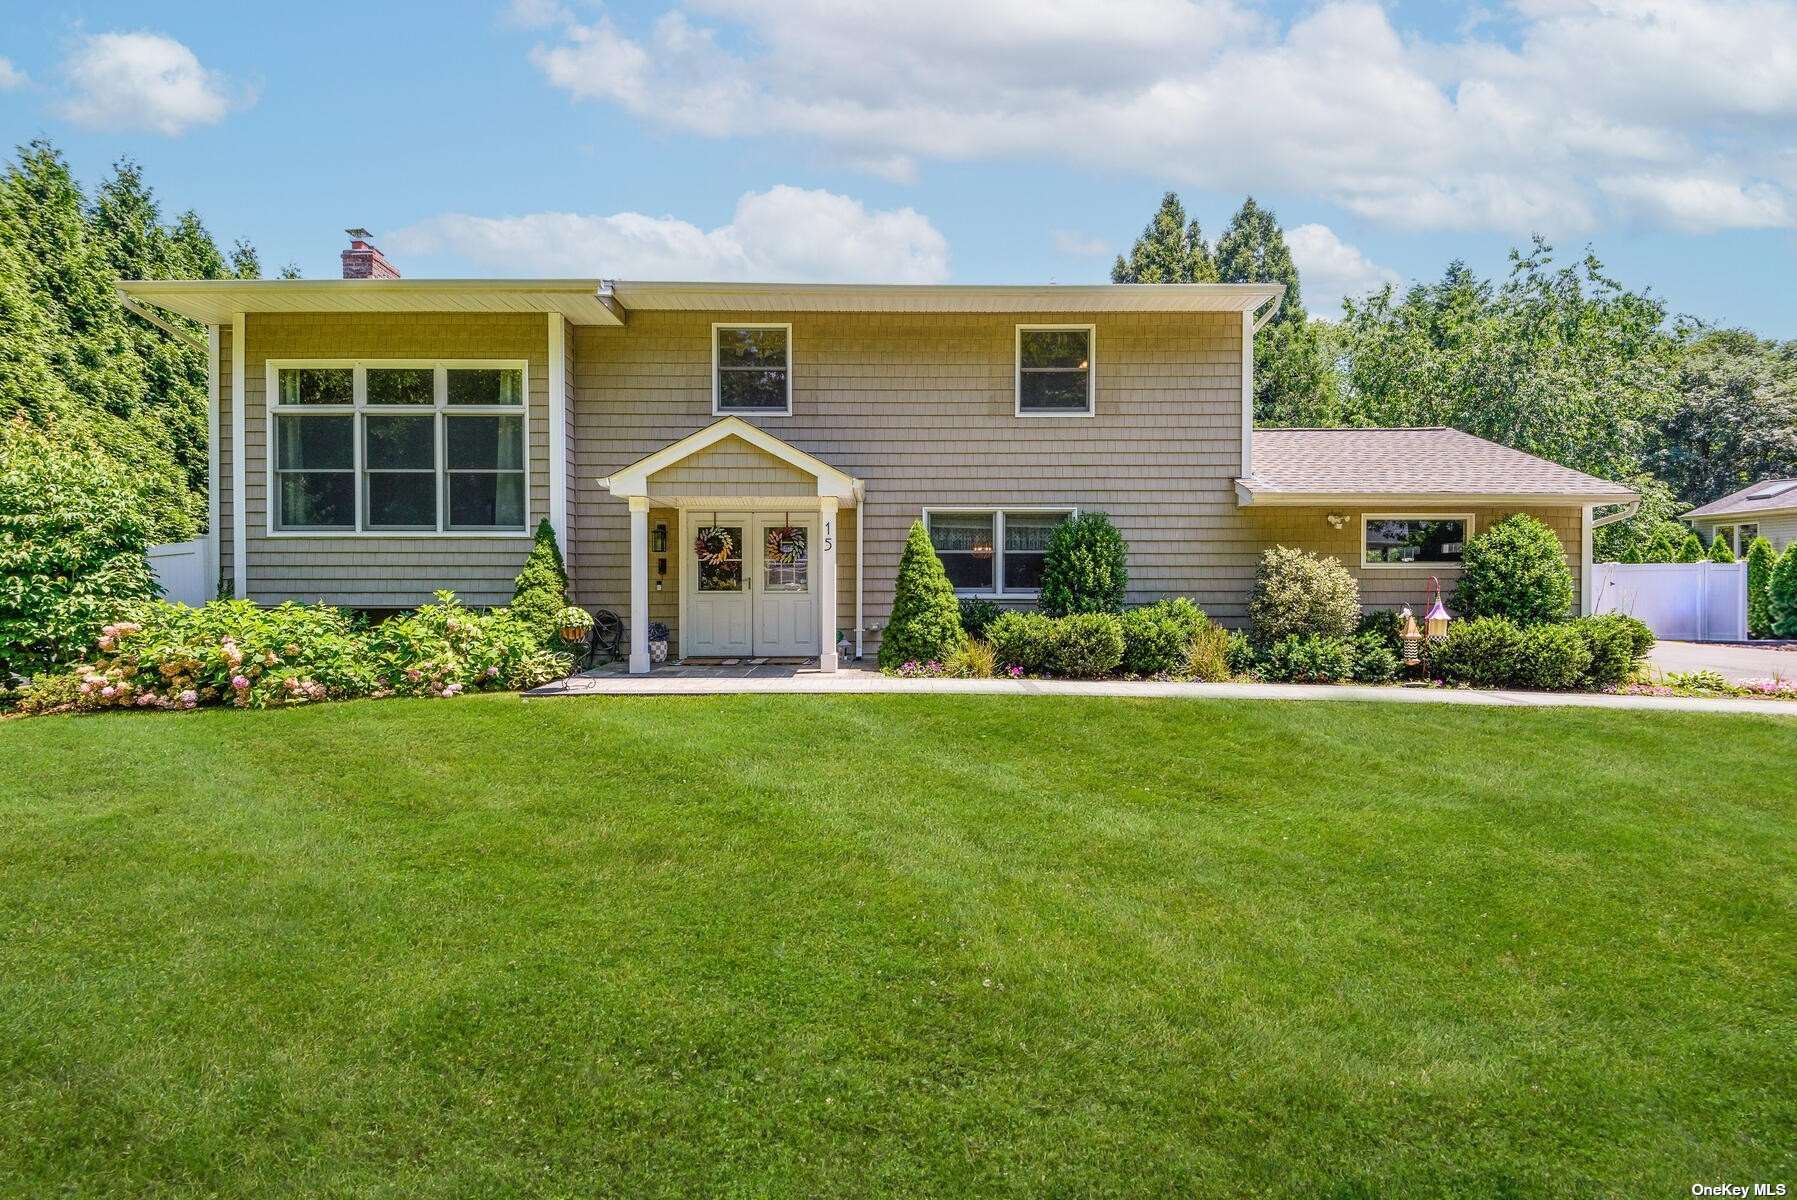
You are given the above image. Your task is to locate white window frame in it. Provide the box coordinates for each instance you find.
[712,322,793,417]
[1732,523,1759,554]
[1015,324,1096,418]
[265,359,531,539]
[921,507,1078,598]
[1360,512,1475,570]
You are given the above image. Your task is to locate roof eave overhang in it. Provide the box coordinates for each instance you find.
[1235,482,1640,508]
[1684,505,1797,522]
[608,280,1284,314]
[116,279,625,327]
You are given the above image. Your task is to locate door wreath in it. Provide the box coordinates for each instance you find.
[693,527,735,565]
[764,526,805,564]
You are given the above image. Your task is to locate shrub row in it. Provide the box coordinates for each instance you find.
[17,592,572,716]
[982,599,1220,679]
[1429,613,1652,691]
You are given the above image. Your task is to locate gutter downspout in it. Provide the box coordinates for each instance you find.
[1251,288,1285,332]
[117,291,207,352]
[1584,501,1639,617]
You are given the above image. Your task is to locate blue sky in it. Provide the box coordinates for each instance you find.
[4,0,1796,334]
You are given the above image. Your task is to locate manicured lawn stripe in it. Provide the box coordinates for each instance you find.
[2,694,1792,1197]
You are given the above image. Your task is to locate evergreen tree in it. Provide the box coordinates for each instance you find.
[1769,542,1797,638]
[1110,192,1216,284]
[1745,536,1777,637]
[509,518,569,642]
[878,521,964,669]
[1706,530,1736,563]
[1674,532,1705,563]
[1215,197,1333,425]
[1644,528,1681,563]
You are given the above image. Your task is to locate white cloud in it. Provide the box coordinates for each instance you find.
[1052,230,1109,257]
[57,32,244,135]
[389,185,950,281]
[520,0,1797,234]
[0,57,26,90]
[1599,173,1794,232]
[1285,224,1403,316]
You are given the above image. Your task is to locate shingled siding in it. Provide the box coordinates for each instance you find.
[567,309,1246,651]
[1241,505,1587,613]
[236,313,549,607]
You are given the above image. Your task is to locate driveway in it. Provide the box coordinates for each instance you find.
[1648,639,1797,683]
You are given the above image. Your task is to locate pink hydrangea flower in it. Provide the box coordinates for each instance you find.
[100,685,116,698]
[179,689,198,706]
[485,665,499,678]
[231,674,249,690]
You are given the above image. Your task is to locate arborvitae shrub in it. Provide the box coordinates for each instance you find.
[1770,543,1797,638]
[1674,532,1705,563]
[1746,537,1777,637]
[1707,532,1736,563]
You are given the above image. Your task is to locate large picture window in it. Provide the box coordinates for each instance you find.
[1016,325,1094,416]
[714,324,791,415]
[1362,514,1472,567]
[925,509,1074,595]
[270,362,528,534]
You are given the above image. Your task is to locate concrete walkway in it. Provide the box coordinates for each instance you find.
[530,664,1797,717]
[1648,639,1797,684]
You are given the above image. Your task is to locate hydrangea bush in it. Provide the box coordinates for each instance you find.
[18,592,571,716]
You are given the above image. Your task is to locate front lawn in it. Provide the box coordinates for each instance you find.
[3,695,1792,1197]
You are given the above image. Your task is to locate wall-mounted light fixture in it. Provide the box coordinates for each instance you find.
[1326,512,1348,530]
[653,522,668,553]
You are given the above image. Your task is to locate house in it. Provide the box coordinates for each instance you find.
[1683,479,1797,556]
[119,232,1636,673]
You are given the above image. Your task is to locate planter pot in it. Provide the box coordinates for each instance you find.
[560,626,591,646]
[649,639,669,664]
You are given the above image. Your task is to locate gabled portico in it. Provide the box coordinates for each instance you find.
[599,417,863,674]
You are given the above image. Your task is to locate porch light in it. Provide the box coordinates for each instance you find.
[1424,576,1452,640]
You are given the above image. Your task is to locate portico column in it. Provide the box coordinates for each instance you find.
[817,497,839,672]
[628,496,651,674]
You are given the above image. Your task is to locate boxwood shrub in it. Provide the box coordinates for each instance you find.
[1350,631,1400,683]
[1257,633,1355,683]
[1430,617,1525,687]
[1453,514,1574,625]
[1512,622,1592,691]
[1048,613,1126,678]
[1117,598,1205,676]
[987,610,1056,675]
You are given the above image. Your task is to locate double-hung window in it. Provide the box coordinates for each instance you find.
[271,362,528,534]
[1362,514,1472,567]
[714,323,792,415]
[926,509,1074,596]
[1016,325,1095,416]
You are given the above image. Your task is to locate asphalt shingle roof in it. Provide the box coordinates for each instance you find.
[1245,427,1637,501]
[1683,479,1797,520]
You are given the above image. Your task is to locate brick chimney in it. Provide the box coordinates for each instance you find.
[341,228,400,279]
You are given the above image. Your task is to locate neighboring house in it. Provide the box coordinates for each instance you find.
[1683,479,1797,555]
[120,233,1635,673]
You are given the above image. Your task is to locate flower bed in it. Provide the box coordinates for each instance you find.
[15,592,571,717]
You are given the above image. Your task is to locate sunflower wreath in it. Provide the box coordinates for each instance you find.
[693,527,735,566]
[764,526,805,564]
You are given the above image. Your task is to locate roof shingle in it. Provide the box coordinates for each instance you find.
[1683,479,1797,520]
[1245,428,1636,502]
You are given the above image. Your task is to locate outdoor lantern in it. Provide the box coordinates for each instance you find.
[1398,606,1422,665]
[1424,577,1452,640]
[653,523,668,553]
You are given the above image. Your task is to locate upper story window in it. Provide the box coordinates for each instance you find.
[714,323,791,416]
[270,362,528,535]
[1362,514,1472,568]
[1016,325,1095,416]
[925,509,1073,596]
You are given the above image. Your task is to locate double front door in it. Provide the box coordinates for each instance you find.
[683,512,818,658]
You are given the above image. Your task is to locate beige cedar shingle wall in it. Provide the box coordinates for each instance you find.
[568,310,1245,650]
[1242,505,1586,612]
[236,313,549,607]
[646,438,817,496]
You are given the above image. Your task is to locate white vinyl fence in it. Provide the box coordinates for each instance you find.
[1590,561,1747,642]
[146,538,212,607]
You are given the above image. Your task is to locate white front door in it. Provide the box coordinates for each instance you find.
[751,515,818,657]
[684,513,752,656]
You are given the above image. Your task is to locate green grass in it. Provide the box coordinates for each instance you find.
[2,694,1793,1198]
